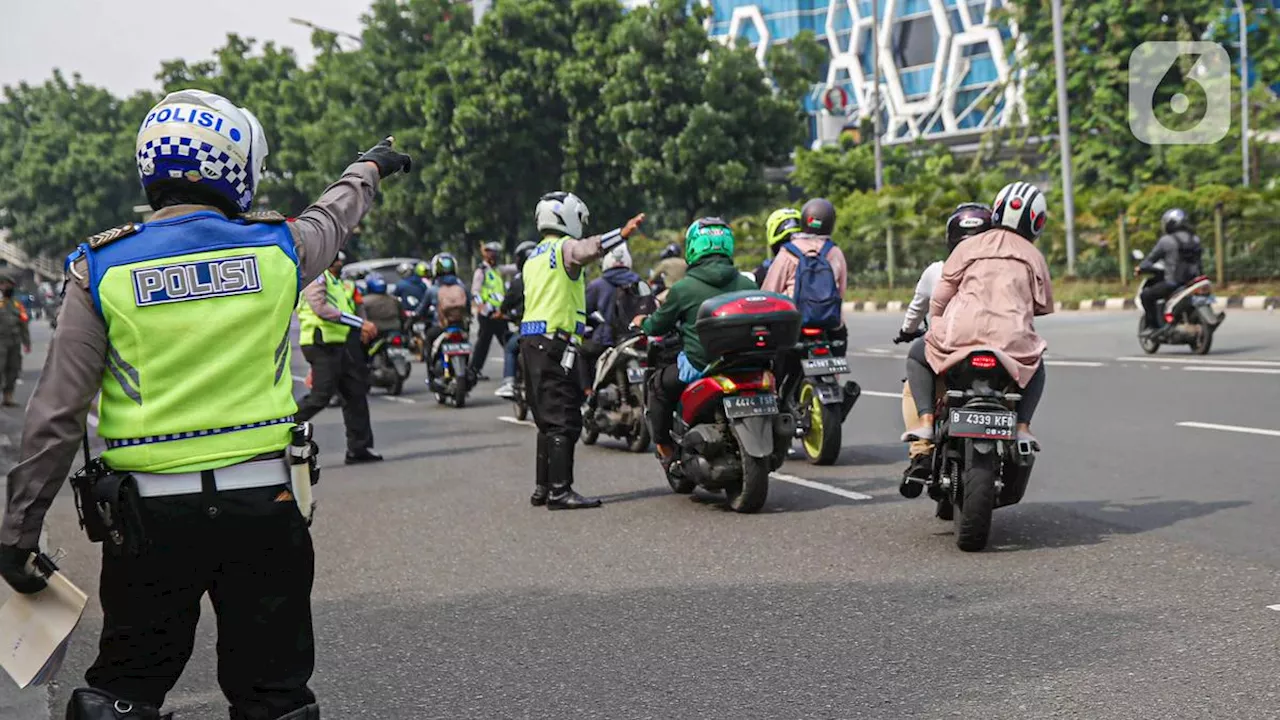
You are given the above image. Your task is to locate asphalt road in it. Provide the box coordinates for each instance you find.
[5,308,1280,719]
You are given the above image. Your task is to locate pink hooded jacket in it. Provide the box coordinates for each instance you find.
[924,228,1054,388]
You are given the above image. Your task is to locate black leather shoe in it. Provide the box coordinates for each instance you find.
[547,488,602,510]
[345,450,384,465]
[530,486,550,506]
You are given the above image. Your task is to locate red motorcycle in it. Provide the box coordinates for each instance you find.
[655,291,800,513]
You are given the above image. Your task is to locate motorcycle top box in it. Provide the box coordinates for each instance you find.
[695,291,801,362]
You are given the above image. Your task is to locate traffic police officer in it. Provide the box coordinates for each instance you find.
[0,88,410,720]
[520,192,643,509]
[0,275,31,407]
[294,249,382,463]
[470,240,510,378]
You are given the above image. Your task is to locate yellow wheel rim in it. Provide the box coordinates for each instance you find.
[800,383,824,458]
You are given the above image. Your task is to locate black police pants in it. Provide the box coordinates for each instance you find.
[1141,280,1177,329]
[470,316,510,374]
[295,331,373,453]
[647,363,687,449]
[84,486,315,719]
[0,342,20,394]
[519,335,583,440]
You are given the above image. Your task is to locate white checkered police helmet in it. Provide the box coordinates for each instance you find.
[136,89,268,214]
[535,191,590,239]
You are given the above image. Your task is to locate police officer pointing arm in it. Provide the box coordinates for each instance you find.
[0,88,409,720]
[520,192,643,509]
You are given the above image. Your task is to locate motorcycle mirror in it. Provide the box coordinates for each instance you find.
[1131,249,1144,261]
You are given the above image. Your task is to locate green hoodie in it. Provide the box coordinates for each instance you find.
[642,254,757,370]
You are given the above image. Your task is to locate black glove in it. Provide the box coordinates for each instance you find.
[0,544,47,594]
[358,136,412,178]
[893,328,925,345]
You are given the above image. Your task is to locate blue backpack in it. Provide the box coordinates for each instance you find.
[783,240,841,329]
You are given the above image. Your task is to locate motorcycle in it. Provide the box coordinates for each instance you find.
[399,295,430,361]
[427,325,475,408]
[915,349,1036,552]
[654,290,800,514]
[787,327,861,465]
[367,330,412,396]
[1132,250,1225,355]
[583,312,651,453]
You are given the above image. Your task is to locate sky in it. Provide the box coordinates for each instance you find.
[0,0,369,96]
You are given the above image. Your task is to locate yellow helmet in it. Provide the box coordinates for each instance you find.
[766,207,802,252]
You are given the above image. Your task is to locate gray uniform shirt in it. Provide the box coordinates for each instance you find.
[1,162,380,548]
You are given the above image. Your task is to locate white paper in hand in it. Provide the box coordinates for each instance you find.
[0,566,88,688]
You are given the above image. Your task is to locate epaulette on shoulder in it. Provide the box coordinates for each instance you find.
[241,210,289,224]
[87,222,142,249]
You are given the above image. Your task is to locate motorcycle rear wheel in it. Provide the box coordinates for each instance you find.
[799,382,842,465]
[1191,323,1213,355]
[725,455,770,513]
[453,379,468,408]
[955,458,997,552]
[514,397,529,421]
[627,421,651,453]
[1138,317,1161,354]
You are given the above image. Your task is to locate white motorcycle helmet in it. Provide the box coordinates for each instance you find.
[991,182,1048,241]
[136,89,269,214]
[535,191,590,239]
[600,245,632,272]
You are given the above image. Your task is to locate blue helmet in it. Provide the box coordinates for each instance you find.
[365,273,388,294]
[136,89,268,214]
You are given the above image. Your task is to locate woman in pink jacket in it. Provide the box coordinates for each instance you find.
[903,182,1055,448]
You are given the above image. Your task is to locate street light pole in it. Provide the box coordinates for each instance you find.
[1235,0,1249,188]
[1050,0,1076,276]
[871,0,884,191]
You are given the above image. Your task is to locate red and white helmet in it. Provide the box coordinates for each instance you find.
[992,182,1048,241]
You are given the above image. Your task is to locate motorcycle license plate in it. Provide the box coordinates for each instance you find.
[801,357,850,376]
[723,393,778,419]
[388,348,409,358]
[949,409,1016,440]
[442,343,471,355]
[626,366,646,384]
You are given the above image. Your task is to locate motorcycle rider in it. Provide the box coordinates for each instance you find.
[649,242,687,297]
[361,273,403,335]
[394,261,431,311]
[582,245,653,392]
[635,218,757,470]
[423,253,470,370]
[0,87,410,719]
[903,182,1054,450]
[897,203,993,490]
[754,207,802,286]
[471,240,511,379]
[1138,208,1203,337]
[520,192,645,509]
[761,198,849,409]
[495,240,537,399]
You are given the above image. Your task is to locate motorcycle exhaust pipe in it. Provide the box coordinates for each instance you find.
[840,380,861,421]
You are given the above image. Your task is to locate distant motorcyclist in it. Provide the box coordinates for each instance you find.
[582,245,654,392]
[755,207,802,286]
[1138,208,1203,336]
[361,273,403,335]
[903,182,1054,451]
[394,261,431,315]
[898,203,992,488]
[635,219,757,470]
[649,242,687,297]
[422,253,470,362]
[471,240,511,379]
[495,240,537,399]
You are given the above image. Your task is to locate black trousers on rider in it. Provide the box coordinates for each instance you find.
[1141,280,1178,329]
[81,486,315,719]
[295,330,373,454]
[904,338,1046,425]
[470,315,510,375]
[647,363,686,449]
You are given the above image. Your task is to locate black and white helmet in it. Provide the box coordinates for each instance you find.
[535,191,590,239]
[1161,208,1189,235]
[992,182,1048,241]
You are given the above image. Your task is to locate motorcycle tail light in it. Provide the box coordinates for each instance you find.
[1164,313,1175,324]
[712,375,737,393]
[392,335,403,346]
[970,354,997,369]
[801,327,823,337]
[813,347,830,356]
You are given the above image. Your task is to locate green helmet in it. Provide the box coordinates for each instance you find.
[684,217,735,265]
[766,207,802,252]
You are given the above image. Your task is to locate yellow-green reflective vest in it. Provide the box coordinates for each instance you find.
[297,271,354,346]
[520,236,586,339]
[75,211,301,473]
[479,264,505,308]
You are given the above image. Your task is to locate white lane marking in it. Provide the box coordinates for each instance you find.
[770,472,873,501]
[860,390,904,399]
[498,415,536,427]
[1183,366,1280,375]
[1117,356,1280,367]
[1268,604,1280,612]
[379,395,417,404]
[1045,360,1105,367]
[1177,421,1280,438]
[866,348,891,354]
[850,351,906,360]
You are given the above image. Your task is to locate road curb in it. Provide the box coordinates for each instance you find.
[844,296,1278,313]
